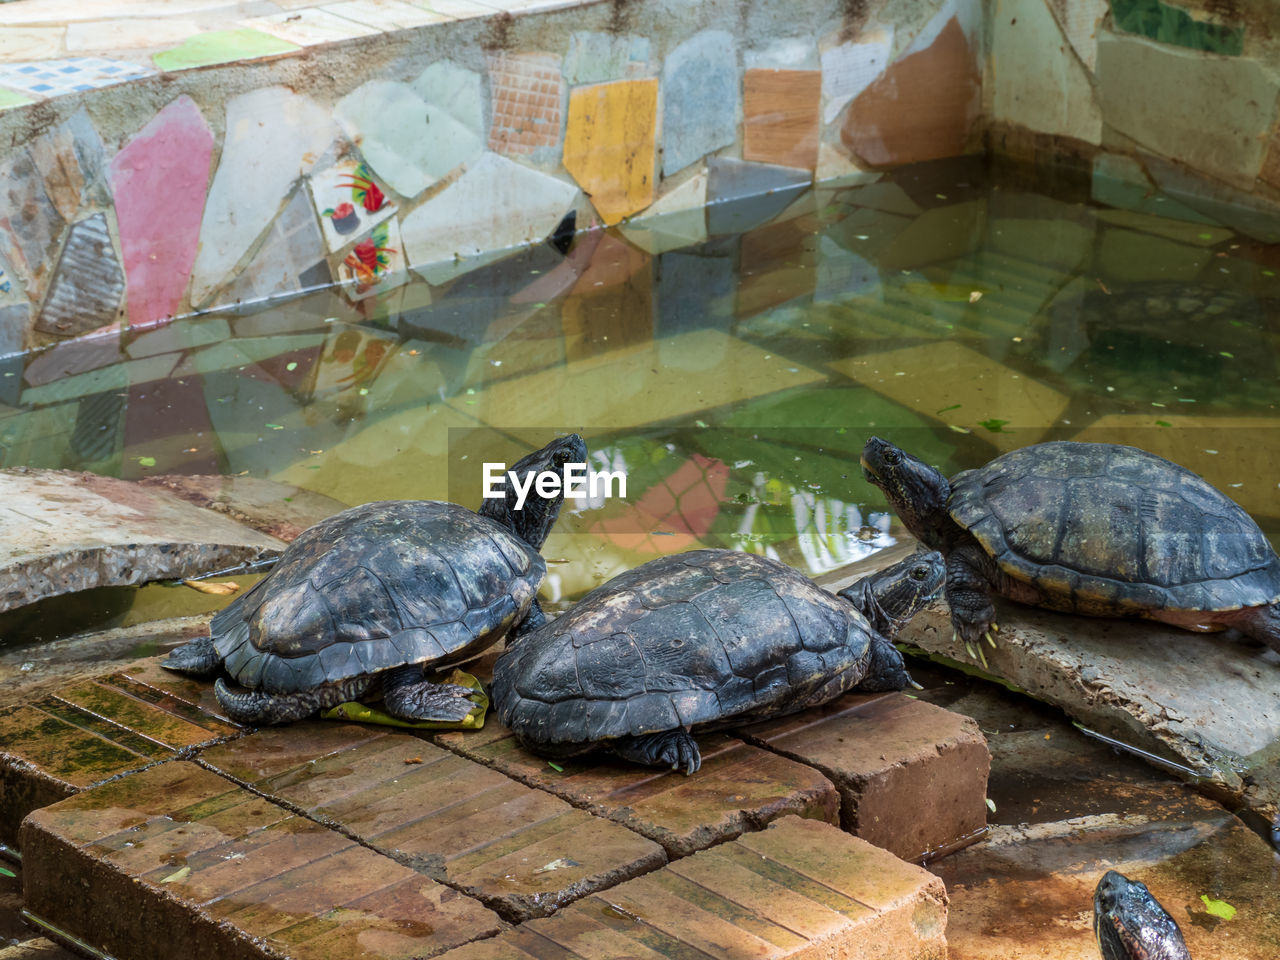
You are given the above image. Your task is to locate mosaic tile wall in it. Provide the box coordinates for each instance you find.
[988,0,1280,240]
[0,0,984,356]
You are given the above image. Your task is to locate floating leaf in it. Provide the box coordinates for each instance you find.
[547,761,564,772]
[183,579,240,596]
[1155,420,1172,427]
[266,423,284,430]
[948,424,971,434]
[1200,895,1236,920]
[286,361,298,371]
[936,403,962,414]
[161,866,191,883]
[985,798,997,813]
[135,456,156,468]
[0,866,14,878]
[1220,351,1234,358]
[978,418,1010,433]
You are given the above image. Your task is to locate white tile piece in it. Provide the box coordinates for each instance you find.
[336,78,483,198]
[0,27,65,62]
[400,151,576,283]
[662,29,739,178]
[189,86,336,307]
[322,0,448,29]
[744,38,815,69]
[411,60,484,142]
[1047,0,1108,71]
[992,0,1101,144]
[564,31,650,84]
[413,0,497,18]
[240,9,381,45]
[65,20,205,52]
[820,27,892,125]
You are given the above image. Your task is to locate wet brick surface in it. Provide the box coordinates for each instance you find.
[739,691,991,861]
[438,815,949,960]
[20,761,504,960]
[199,722,667,920]
[430,723,841,857]
[0,660,242,846]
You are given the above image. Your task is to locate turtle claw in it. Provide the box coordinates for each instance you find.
[964,640,978,660]
[977,645,989,669]
[985,631,997,649]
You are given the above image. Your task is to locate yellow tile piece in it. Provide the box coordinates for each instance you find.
[1071,414,1280,521]
[830,340,1068,451]
[563,78,658,226]
[445,328,824,434]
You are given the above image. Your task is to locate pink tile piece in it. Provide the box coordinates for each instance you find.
[109,96,213,329]
[487,52,564,156]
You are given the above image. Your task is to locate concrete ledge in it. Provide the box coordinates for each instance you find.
[739,691,991,861]
[20,762,504,960]
[439,815,949,960]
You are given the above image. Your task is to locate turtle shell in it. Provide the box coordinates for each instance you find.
[492,550,873,747]
[948,442,1280,614]
[212,500,544,694]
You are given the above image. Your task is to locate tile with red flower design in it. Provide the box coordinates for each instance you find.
[309,159,397,253]
[487,52,564,156]
[334,217,406,302]
[307,325,400,399]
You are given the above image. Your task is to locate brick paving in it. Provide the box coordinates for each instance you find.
[1,651,983,958]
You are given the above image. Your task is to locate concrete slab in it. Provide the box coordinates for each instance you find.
[739,691,991,862]
[0,656,243,847]
[896,601,1280,827]
[430,724,840,857]
[20,762,504,960]
[137,474,347,543]
[0,468,285,614]
[199,722,667,921]
[441,815,947,960]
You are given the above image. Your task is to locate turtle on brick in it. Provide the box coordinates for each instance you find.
[163,435,587,725]
[491,549,944,774]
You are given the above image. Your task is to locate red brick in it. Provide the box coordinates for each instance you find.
[740,692,990,861]
[441,815,949,960]
[430,724,839,857]
[200,722,666,920]
[20,762,502,960]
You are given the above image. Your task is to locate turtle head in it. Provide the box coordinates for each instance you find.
[479,434,588,549]
[1094,871,1191,960]
[861,437,952,550]
[837,550,945,637]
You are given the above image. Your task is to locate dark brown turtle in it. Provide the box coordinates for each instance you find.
[163,434,586,724]
[1095,871,1192,960]
[491,549,944,774]
[862,437,1280,651]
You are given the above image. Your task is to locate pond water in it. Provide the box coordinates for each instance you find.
[3,155,1280,634]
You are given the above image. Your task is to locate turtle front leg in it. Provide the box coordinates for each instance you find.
[611,729,701,775]
[506,597,548,650]
[381,664,477,722]
[162,636,220,677]
[855,632,913,692]
[946,544,999,654]
[215,675,374,725]
[1236,603,1280,656]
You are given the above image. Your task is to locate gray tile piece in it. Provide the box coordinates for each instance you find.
[706,158,811,235]
[662,30,739,178]
[0,148,66,298]
[223,188,330,310]
[35,214,125,338]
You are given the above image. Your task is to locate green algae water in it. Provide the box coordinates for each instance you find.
[4,157,1280,618]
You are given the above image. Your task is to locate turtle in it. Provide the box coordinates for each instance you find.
[162,434,587,725]
[861,436,1280,652]
[1094,870,1192,960]
[491,548,945,774]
